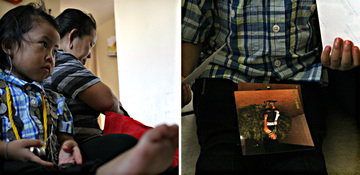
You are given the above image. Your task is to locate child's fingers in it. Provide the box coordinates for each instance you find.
[321,45,331,67]
[73,146,83,164]
[62,140,77,152]
[20,139,44,148]
[341,40,353,69]
[352,46,360,67]
[330,37,343,68]
[61,144,71,152]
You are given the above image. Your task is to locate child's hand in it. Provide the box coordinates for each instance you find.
[321,37,360,71]
[58,139,82,165]
[6,139,54,167]
[182,76,192,108]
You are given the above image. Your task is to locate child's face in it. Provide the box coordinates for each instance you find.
[10,21,60,82]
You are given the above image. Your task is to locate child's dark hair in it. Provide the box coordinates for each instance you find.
[56,8,96,39]
[0,2,59,70]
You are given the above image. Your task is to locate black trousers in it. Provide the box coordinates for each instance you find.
[1,133,138,175]
[326,68,359,126]
[192,78,327,174]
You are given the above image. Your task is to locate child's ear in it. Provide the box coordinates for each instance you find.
[1,39,15,56]
[68,28,78,49]
[1,42,10,56]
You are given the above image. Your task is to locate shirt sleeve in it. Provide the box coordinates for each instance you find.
[182,0,214,44]
[48,54,101,99]
[57,102,73,135]
[46,89,74,135]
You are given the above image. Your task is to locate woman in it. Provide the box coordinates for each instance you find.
[43,8,136,163]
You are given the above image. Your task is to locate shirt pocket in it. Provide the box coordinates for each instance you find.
[215,0,287,57]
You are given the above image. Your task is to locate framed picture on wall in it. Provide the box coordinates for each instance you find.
[107,36,117,56]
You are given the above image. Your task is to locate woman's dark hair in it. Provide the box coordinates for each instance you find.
[56,8,96,39]
[0,2,59,70]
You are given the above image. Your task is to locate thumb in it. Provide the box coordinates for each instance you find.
[21,139,44,148]
[62,140,76,152]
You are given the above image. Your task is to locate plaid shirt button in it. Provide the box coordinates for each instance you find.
[274,60,282,67]
[272,25,280,33]
[230,10,235,18]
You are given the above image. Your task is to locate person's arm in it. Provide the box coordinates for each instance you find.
[181,42,202,107]
[181,0,214,107]
[321,37,360,71]
[182,42,202,77]
[77,81,123,114]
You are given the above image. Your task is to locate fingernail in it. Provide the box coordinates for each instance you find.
[335,37,343,43]
[344,40,352,45]
[334,38,342,48]
[325,46,331,51]
[352,46,359,51]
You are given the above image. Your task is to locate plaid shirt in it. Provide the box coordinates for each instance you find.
[182,0,323,83]
[0,70,73,162]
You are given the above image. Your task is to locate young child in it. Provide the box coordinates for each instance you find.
[0,2,82,170]
[0,3,179,175]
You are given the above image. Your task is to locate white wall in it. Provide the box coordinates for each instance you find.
[114,0,180,127]
[0,0,60,17]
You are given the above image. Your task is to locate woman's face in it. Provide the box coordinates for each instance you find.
[71,28,97,65]
[10,21,60,82]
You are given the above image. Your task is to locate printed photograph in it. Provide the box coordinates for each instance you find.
[234,86,314,155]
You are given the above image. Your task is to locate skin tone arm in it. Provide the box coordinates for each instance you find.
[263,114,277,140]
[181,42,202,107]
[263,113,270,134]
[182,43,202,77]
[77,82,123,115]
[321,37,360,71]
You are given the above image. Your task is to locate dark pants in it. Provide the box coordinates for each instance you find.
[193,78,327,174]
[327,68,359,127]
[1,134,138,175]
[79,133,138,163]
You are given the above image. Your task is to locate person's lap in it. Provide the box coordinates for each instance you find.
[192,78,327,174]
[1,133,138,174]
[79,133,138,163]
[1,159,102,175]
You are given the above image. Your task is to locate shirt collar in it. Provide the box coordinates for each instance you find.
[0,69,45,92]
